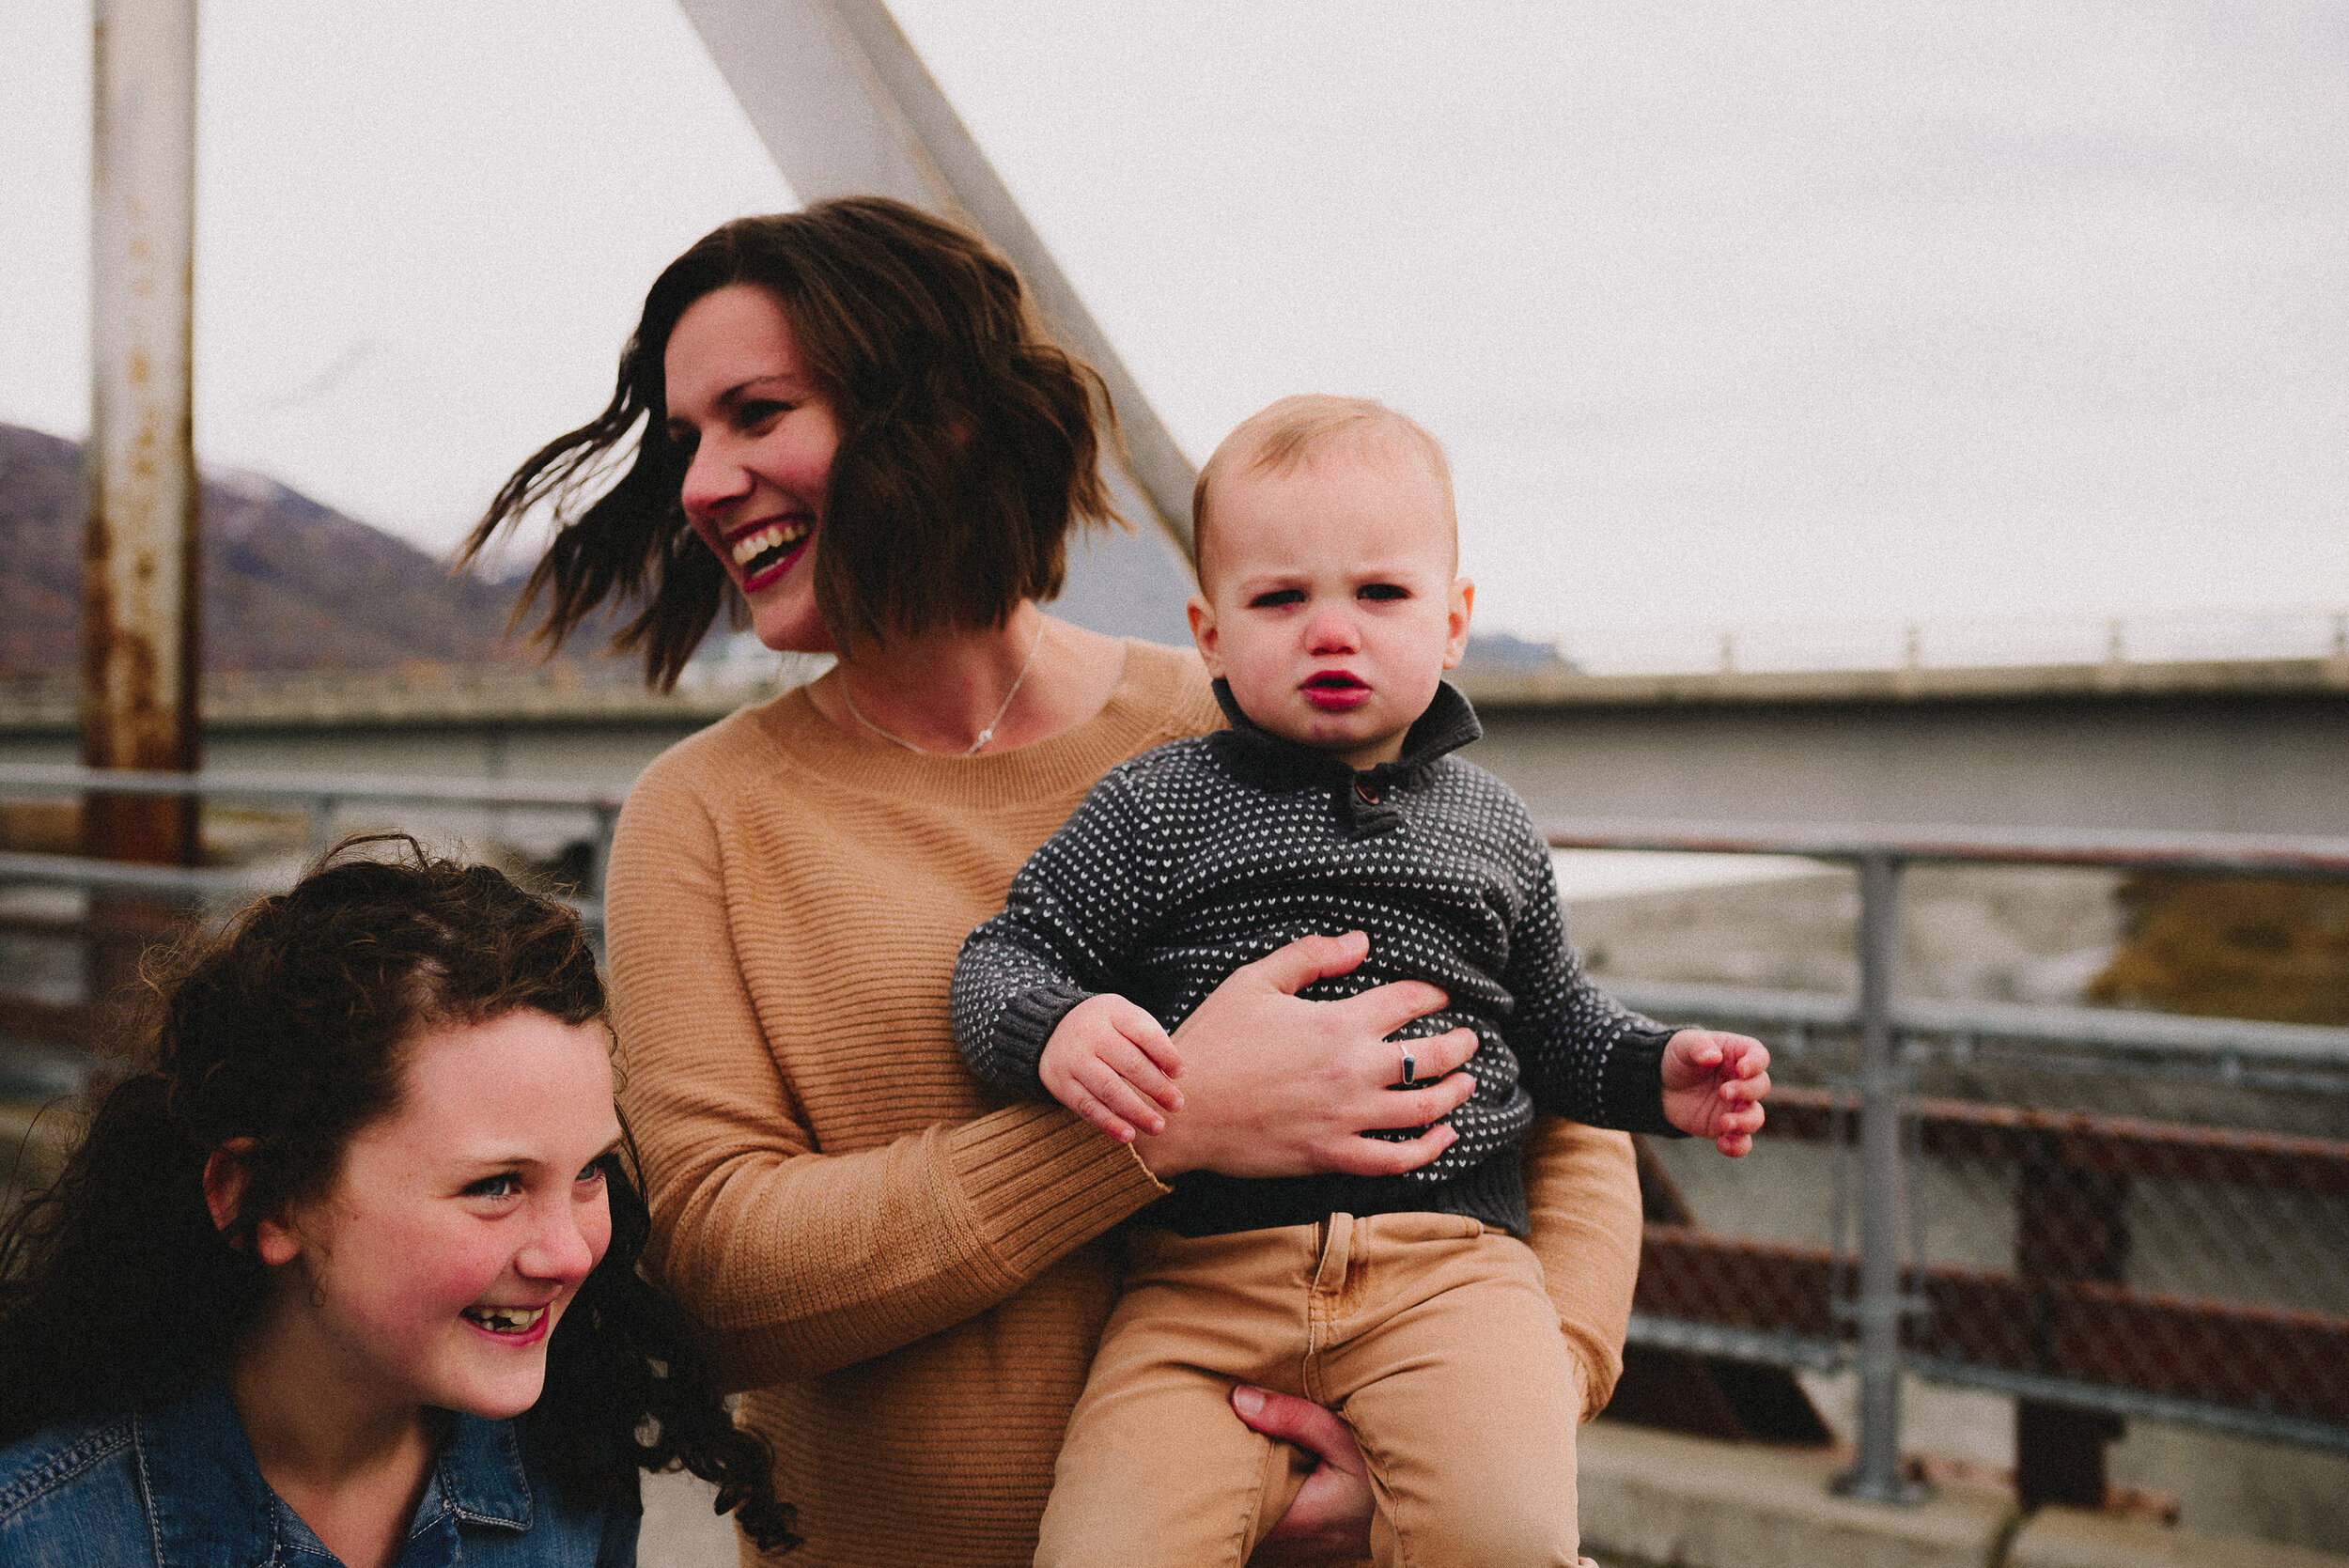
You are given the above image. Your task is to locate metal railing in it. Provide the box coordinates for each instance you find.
[0,763,624,899]
[0,766,622,1062]
[1543,819,2349,1507]
[8,775,2349,1507]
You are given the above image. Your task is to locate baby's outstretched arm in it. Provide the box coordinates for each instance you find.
[1660,1030,1773,1156]
[1039,994,1184,1143]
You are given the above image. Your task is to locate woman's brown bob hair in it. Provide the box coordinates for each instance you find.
[466,196,1124,688]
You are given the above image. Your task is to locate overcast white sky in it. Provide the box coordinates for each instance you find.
[3,1,2344,649]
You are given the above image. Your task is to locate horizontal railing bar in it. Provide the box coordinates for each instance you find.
[0,850,278,896]
[0,851,603,929]
[1901,1357,2349,1456]
[1608,979,1857,1032]
[1621,1316,2349,1455]
[1624,1312,1845,1372]
[1543,818,2349,879]
[0,995,98,1049]
[1759,1086,2349,1191]
[1608,977,2349,1068]
[0,763,626,814]
[1636,1227,2349,1425]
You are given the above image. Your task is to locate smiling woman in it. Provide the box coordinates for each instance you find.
[0,837,793,1568]
[662,283,841,654]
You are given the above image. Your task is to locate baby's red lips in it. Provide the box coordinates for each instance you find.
[1301,671,1373,711]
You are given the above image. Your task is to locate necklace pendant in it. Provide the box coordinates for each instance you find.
[838,617,1044,757]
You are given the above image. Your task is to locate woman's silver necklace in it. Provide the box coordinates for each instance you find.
[836,620,1045,757]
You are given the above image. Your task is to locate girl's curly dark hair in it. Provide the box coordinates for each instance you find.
[0,834,794,1550]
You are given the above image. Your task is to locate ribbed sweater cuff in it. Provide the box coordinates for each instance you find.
[946,1101,1168,1281]
[993,983,1095,1093]
[1605,1024,1685,1137]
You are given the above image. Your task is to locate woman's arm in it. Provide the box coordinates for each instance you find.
[608,768,1169,1389]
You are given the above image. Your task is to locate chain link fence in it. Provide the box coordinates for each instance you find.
[1581,836,2349,1543]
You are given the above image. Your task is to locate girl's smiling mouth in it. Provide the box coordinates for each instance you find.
[729,518,812,590]
[461,1302,552,1344]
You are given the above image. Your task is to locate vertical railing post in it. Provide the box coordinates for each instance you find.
[2014,1138,2128,1508]
[307,796,338,861]
[80,0,203,1050]
[586,806,618,903]
[1838,851,1926,1502]
[83,0,202,866]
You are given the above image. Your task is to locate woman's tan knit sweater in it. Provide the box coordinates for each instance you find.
[608,639,1644,1568]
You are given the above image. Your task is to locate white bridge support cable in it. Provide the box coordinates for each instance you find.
[676,0,1201,587]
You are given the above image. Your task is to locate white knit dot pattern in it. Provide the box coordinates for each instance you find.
[952,736,1662,1190]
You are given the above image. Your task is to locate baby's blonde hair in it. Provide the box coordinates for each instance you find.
[1191,395,1455,586]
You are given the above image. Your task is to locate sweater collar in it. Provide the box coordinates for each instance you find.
[1206,678,1482,834]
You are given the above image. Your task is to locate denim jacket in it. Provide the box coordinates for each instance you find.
[0,1383,638,1567]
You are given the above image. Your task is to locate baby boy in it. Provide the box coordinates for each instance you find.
[952,395,1769,1566]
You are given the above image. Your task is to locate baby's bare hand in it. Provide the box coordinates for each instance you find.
[1040,994,1183,1143]
[1660,1029,1772,1157]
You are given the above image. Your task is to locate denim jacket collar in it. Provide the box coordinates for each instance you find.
[1207,677,1482,836]
[135,1384,534,1568]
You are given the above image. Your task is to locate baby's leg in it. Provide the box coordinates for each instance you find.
[1314,1213,1591,1568]
[1035,1226,1322,1568]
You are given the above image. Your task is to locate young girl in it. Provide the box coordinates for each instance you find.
[0,836,795,1567]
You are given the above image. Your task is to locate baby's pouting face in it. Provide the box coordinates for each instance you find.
[1189,441,1472,771]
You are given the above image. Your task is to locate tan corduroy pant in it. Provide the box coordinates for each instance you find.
[1034,1212,1596,1568]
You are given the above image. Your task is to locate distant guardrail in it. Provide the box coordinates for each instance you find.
[1550,604,2349,679]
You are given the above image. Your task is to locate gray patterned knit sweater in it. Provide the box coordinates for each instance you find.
[951,679,1679,1238]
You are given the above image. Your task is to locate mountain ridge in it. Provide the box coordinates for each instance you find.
[0,422,553,677]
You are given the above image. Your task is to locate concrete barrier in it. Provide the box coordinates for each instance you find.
[2008,1509,2349,1568]
[1579,1421,2017,1568]
[1579,1422,2349,1568]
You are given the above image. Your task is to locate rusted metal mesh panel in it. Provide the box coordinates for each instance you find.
[1637,1043,2349,1437]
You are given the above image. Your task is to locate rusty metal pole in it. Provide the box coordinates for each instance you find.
[83,0,202,867]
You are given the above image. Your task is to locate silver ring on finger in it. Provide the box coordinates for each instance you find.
[1399,1043,1418,1089]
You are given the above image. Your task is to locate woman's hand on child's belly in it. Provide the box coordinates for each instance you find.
[1133,931,1479,1180]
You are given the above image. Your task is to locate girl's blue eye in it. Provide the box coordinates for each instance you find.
[465,1173,522,1200]
[1358,583,1408,601]
[577,1160,608,1186]
[1249,588,1306,609]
